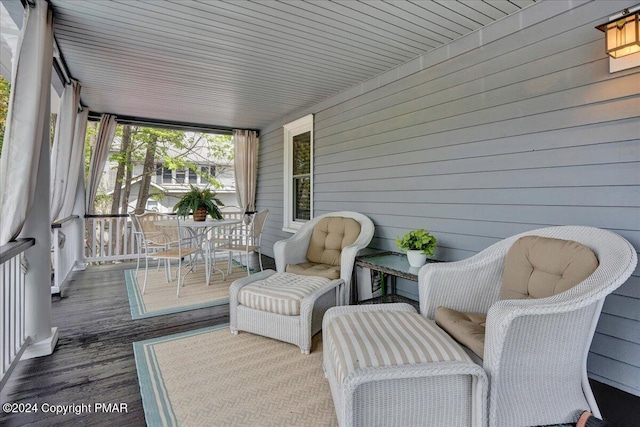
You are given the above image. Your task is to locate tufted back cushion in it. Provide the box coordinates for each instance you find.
[500,236,599,300]
[306,217,362,266]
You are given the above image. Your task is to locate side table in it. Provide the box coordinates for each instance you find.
[355,251,439,308]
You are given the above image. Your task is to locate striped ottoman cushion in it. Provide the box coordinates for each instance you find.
[325,310,472,383]
[238,272,331,316]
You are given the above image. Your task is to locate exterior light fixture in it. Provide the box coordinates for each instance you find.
[596,7,640,58]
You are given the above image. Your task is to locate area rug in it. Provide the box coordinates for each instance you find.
[125,260,252,319]
[133,324,337,427]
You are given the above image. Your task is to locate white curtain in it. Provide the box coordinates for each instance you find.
[85,113,116,214]
[0,0,53,245]
[233,129,259,213]
[50,80,82,221]
[60,108,88,219]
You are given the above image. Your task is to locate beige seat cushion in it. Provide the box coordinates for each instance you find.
[306,217,361,266]
[500,236,599,300]
[436,236,598,359]
[286,216,361,280]
[238,272,331,316]
[435,307,487,358]
[285,262,341,280]
[325,311,471,383]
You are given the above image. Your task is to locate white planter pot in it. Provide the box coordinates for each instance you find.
[406,250,428,268]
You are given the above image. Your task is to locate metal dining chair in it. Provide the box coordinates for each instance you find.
[215,209,269,275]
[134,213,204,297]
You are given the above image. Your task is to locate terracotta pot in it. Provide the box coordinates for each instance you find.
[193,207,207,221]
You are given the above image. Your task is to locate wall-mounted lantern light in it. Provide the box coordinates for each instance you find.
[596,7,640,58]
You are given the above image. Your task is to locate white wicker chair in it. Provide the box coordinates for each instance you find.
[323,226,637,427]
[273,211,375,304]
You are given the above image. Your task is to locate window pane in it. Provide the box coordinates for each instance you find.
[162,167,172,183]
[176,169,185,184]
[293,177,311,221]
[292,131,311,175]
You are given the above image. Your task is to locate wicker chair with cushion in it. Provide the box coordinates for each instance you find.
[273,211,375,304]
[323,226,637,427]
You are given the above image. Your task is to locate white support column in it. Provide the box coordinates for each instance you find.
[20,100,58,360]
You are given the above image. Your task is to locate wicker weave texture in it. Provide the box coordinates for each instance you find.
[416,226,637,427]
[274,212,375,303]
[230,270,344,353]
[323,303,487,427]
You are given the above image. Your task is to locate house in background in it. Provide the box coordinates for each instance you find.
[101,134,238,214]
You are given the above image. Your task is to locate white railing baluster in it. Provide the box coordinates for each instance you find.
[84,214,140,263]
[1,238,34,391]
[99,219,105,259]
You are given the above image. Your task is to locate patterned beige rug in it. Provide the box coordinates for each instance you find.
[134,325,337,426]
[125,260,252,319]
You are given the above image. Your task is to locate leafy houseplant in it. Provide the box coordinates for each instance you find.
[173,185,224,221]
[396,229,437,267]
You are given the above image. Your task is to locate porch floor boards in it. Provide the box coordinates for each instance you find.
[0,255,275,427]
[1,255,638,426]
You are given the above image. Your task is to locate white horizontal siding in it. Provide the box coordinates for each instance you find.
[256,0,640,395]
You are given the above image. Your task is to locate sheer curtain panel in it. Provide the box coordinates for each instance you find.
[50,80,82,222]
[233,129,259,213]
[0,0,53,245]
[61,108,88,219]
[86,113,116,214]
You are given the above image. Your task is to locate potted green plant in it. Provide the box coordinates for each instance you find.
[173,185,224,221]
[396,229,437,268]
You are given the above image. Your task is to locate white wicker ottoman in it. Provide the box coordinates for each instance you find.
[323,304,488,427]
[229,269,344,354]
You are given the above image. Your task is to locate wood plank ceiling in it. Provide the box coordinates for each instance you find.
[49,0,537,130]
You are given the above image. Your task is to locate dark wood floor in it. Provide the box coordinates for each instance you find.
[0,255,274,427]
[1,255,638,426]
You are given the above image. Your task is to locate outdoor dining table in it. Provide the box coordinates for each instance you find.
[155,217,242,284]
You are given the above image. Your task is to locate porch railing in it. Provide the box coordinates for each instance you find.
[51,215,80,293]
[84,209,245,264]
[0,238,34,391]
[84,214,137,263]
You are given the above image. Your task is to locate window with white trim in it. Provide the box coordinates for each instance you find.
[283,114,313,232]
[162,167,173,184]
[175,169,186,184]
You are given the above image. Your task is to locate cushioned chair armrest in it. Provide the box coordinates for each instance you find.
[322,303,417,332]
[273,229,315,272]
[340,243,369,281]
[419,252,506,319]
[338,222,375,299]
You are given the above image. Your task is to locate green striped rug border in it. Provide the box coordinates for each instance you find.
[133,324,229,427]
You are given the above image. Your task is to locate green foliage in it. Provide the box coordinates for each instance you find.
[0,75,10,155]
[173,185,224,219]
[396,229,437,256]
